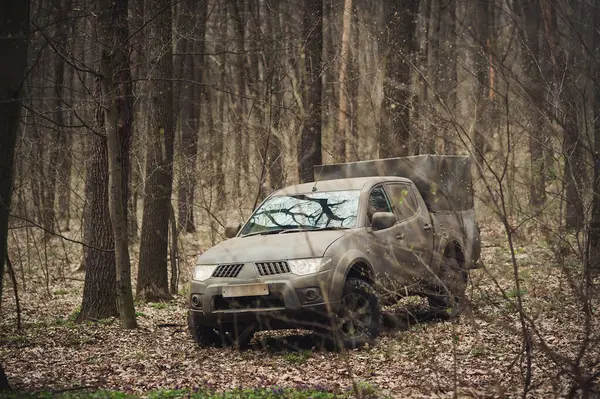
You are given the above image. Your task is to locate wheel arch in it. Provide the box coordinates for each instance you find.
[444,240,465,267]
[345,261,375,285]
[329,250,375,305]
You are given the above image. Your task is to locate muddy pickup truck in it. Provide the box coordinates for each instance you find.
[187,155,481,348]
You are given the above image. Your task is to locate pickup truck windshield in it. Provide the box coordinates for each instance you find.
[241,190,360,236]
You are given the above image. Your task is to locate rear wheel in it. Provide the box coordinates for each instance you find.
[332,278,381,349]
[428,255,468,318]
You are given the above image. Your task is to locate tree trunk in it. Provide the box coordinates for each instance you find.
[0,0,30,391]
[415,0,432,155]
[137,0,174,302]
[441,0,457,154]
[564,118,586,231]
[348,8,359,161]
[97,0,137,328]
[78,112,118,321]
[590,8,600,273]
[227,0,249,195]
[177,0,206,233]
[78,7,119,321]
[472,0,495,166]
[298,0,323,183]
[127,0,145,241]
[521,0,546,209]
[58,62,74,230]
[335,0,353,163]
[378,0,418,158]
[43,0,70,235]
[265,0,285,190]
[540,0,585,230]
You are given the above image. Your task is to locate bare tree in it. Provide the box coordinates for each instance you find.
[591,4,600,273]
[176,0,208,233]
[137,0,175,301]
[228,0,249,195]
[0,0,30,390]
[379,0,418,158]
[298,0,323,183]
[518,0,546,209]
[96,0,137,328]
[334,0,353,163]
[78,10,118,322]
[472,0,495,165]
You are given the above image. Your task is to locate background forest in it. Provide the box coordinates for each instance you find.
[1,0,599,397]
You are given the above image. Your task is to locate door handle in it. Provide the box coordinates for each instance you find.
[396,233,405,240]
[423,223,432,231]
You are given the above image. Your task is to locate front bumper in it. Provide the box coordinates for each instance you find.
[187,269,337,331]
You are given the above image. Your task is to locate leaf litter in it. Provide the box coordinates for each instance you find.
[1,225,598,398]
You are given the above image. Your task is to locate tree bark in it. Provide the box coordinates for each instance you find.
[0,0,30,391]
[520,0,546,209]
[58,60,74,231]
[97,0,137,328]
[177,0,207,233]
[564,118,586,231]
[78,112,118,321]
[265,0,285,190]
[440,0,457,154]
[127,0,145,241]
[298,0,323,183]
[379,0,418,158]
[540,0,585,230]
[43,0,70,235]
[472,0,495,166]
[590,7,600,273]
[137,0,174,302]
[335,0,353,163]
[78,7,119,321]
[227,0,250,195]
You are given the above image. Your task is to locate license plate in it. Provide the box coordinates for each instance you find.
[222,284,269,298]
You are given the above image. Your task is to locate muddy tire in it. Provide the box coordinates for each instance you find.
[332,278,381,349]
[428,256,468,319]
[190,323,219,347]
[217,323,256,350]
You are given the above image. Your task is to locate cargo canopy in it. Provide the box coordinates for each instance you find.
[313,155,474,212]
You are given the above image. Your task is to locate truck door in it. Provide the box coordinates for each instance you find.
[383,183,434,286]
[363,185,397,289]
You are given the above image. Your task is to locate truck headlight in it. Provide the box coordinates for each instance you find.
[192,265,218,281]
[288,257,332,276]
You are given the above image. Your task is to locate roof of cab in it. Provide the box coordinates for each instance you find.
[272,176,412,196]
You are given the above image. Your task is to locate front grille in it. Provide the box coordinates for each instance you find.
[214,294,285,311]
[256,261,290,276]
[212,264,244,278]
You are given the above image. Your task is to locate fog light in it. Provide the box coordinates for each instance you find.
[191,294,202,308]
[297,287,322,304]
[305,289,318,301]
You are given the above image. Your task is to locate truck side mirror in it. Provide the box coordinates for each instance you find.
[371,212,396,231]
[224,222,242,238]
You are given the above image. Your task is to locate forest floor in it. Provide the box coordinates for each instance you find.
[1,222,598,398]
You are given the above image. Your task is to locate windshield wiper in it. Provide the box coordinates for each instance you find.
[309,226,349,231]
[244,226,349,237]
[242,229,286,237]
[278,226,348,234]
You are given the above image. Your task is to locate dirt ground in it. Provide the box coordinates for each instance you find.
[1,225,598,398]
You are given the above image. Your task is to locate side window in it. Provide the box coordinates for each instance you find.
[386,184,418,221]
[367,186,392,223]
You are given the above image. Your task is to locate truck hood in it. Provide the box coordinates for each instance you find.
[197,230,350,264]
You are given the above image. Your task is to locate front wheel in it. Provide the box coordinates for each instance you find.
[332,278,381,349]
[190,323,219,347]
[217,323,256,350]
